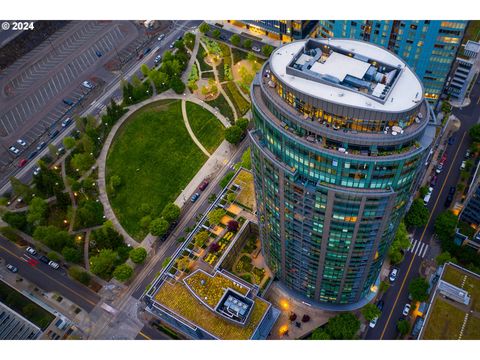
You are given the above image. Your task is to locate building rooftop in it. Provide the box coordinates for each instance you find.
[421,263,480,339]
[0,302,42,340]
[465,40,480,55]
[269,38,423,112]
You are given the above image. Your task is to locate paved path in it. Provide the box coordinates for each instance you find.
[84,229,91,271]
[181,30,200,84]
[181,99,210,157]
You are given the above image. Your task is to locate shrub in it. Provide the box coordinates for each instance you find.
[210,242,220,253]
[227,220,239,232]
[129,247,148,264]
[68,266,91,285]
[113,263,134,282]
[62,247,82,263]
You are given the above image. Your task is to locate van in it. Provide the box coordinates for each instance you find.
[423,193,431,205]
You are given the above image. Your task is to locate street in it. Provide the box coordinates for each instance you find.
[366,76,480,339]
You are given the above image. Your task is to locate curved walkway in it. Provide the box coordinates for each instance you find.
[181,99,210,157]
[97,91,232,247]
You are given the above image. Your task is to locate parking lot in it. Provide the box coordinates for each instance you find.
[0,21,142,168]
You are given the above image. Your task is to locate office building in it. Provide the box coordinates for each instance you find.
[317,20,468,102]
[249,38,435,307]
[226,20,317,42]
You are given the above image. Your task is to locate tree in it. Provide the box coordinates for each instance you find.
[310,328,331,340]
[379,280,390,294]
[113,263,134,282]
[68,266,91,285]
[325,313,360,340]
[227,220,239,232]
[227,192,236,203]
[408,277,430,302]
[208,208,225,225]
[436,251,457,265]
[129,247,147,264]
[149,218,169,236]
[161,203,181,224]
[210,242,220,253]
[140,63,150,77]
[27,197,48,226]
[2,212,27,230]
[397,319,411,336]
[33,226,74,252]
[388,248,404,265]
[90,249,118,278]
[262,44,274,57]
[76,200,104,228]
[47,251,60,262]
[33,161,63,198]
[62,247,82,263]
[139,203,152,216]
[230,34,241,47]
[176,256,191,271]
[10,177,33,201]
[171,76,186,94]
[212,29,221,38]
[404,199,429,228]
[225,125,244,144]
[108,175,122,196]
[362,303,381,322]
[71,153,95,173]
[434,211,458,245]
[199,22,210,33]
[236,118,249,132]
[63,136,76,150]
[91,221,124,250]
[194,230,209,248]
[242,39,252,49]
[140,215,152,229]
[419,186,429,197]
[469,124,480,143]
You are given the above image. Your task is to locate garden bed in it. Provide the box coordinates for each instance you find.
[223,81,250,117]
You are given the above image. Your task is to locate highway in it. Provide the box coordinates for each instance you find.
[366,76,480,339]
[0,235,100,312]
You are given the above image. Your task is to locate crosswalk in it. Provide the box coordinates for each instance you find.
[407,239,429,258]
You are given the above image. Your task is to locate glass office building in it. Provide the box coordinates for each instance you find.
[227,20,317,42]
[317,20,468,103]
[249,38,435,306]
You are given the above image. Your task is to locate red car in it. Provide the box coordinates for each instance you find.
[440,153,447,164]
[199,180,209,191]
[18,159,27,167]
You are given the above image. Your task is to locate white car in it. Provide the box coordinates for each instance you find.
[61,118,72,127]
[82,80,94,89]
[252,46,261,52]
[389,268,398,282]
[26,247,37,256]
[8,146,20,155]
[33,167,41,176]
[17,139,27,147]
[460,161,466,170]
[48,261,60,270]
[154,55,162,64]
[402,303,411,316]
[157,34,165,41]
[369,317,378,328]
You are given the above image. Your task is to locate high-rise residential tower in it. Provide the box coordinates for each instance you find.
[249,38,435,307]
[226,20,318,42]
[317,20,468,103]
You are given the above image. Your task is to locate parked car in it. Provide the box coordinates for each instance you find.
[39,255,50,264]
[252,46,261,52]
[190,192,200,203]
[48,261,60,270]
[423,193,431,205]
[143,47,152,55]
[18,159,27,167]
[50,129,59,139]
[445,186,456,207]
[376,300,385,311]
[402,303,411,316]
[440,153,447,163]
[36,141,46,151]
[369,317,378,328]
[6,264,18,273]
[26,247,37,256]
[448,136,456,145]
[136,52,144,60]
[61,118,72,127]
[460,161,466,170]
[199,180,209,191]
[389,268,398,282]
[436,163,443,174]
[57,146,65,155]
[430,175,438,187]
[28,150,38,160]
[33,167,41,176]
[154,55,162,64]
[219,35,227,41]
[95,50,102,57]
[63,98,74,106]
[465,149,471,159]
[8,146,20,155]
[17,139,27,147]
[82,80,94,89]
[157,34,165,41]
[169,42,175,49]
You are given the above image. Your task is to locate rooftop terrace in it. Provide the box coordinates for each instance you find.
[270,38,423,112]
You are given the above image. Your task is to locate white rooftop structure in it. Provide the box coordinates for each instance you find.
[311,51,371,82]
[269,39,424,112]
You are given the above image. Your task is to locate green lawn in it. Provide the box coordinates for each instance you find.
[106,100,207,240]
[186,102,225,154]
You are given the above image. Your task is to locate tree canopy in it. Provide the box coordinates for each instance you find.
[113,263,134,282]
[90,249,118,278]
[199,22,210,33]
[361,303,381,322]
[408,277,430,302]
[208,208,225,225]
[225,125,244,144]
[149,218,170,236]
[194,230,209,248]
[469,124,480,143]
[404,199,429,228]
[27,197,48,226]
[325,313,360,340]
[161,203,181,224]
[129,247,148,264]
[230,34,241,47]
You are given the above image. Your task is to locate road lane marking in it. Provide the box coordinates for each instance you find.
[380,130,467,339]
[138,331,152,340]
[415,242,425,256]
[421,244,429,258]
[0,243,98,307]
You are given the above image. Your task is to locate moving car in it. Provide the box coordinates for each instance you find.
[17,139,27,147]
[402,303,411,316]
[18,159,27,167]
[48,261,60,270]
[61,118,72,127]
[81,80,94,89]
[6,264,18,273]
[190,192,200,203]
[26,247,37,256]
[8,146,20,155]
[389,268,398,282]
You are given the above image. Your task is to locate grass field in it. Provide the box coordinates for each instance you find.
[106,100,207,240]
[186,102,225,154]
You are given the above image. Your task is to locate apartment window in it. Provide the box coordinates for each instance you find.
[351,21,357,26]
[410,24,417,30]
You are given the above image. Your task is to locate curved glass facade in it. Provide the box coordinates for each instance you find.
[250,39,433,305]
